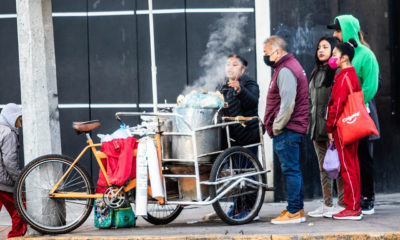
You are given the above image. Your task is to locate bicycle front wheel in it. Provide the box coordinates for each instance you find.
[14,154,94,234]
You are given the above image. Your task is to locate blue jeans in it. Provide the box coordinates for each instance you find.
[273,129,304,213]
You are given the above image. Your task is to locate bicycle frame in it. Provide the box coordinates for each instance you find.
[48,132,165,204]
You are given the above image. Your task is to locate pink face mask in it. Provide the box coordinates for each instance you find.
[328,57,339,69]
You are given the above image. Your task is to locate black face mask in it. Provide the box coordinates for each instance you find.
[263,55,275,67]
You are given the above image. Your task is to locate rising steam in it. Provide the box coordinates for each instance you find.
[183,12,250,94]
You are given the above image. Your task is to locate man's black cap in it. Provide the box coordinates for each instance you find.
[327,19,341,30]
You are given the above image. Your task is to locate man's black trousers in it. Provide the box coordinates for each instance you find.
[358,137,375,199]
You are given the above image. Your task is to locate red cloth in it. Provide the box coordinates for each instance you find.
[0,190,27,238]
[96,137,138,193]
[326,67,361,133]
[334,130,360,211]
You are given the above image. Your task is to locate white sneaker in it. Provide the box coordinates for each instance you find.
[323,205,345,218]
[362,207,375,215]
[308,204,333,218]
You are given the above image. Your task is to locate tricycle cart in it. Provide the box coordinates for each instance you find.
[13,110,273,234]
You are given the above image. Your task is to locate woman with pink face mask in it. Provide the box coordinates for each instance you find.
[307,37,346,219]
[326,38,363,220]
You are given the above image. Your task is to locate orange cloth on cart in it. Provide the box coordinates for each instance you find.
[96,137,138,193]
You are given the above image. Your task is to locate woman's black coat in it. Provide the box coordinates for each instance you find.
[219,74,261,146]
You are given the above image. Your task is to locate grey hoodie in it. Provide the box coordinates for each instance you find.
[0,103,22,192]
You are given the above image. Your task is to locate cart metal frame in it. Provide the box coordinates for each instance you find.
[115,111,272,206]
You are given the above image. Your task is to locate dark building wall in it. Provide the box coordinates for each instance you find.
[270,0,399,200]
[0,0,398,198]
[0,0,256,183]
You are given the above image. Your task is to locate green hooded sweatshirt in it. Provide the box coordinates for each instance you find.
[334,15,379,104]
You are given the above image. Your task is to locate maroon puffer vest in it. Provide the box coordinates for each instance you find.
[264,53,309,138]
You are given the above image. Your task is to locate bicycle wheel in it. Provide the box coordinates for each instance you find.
[14,154,94,234]
[142,201,183,225]
[209,146,266,225]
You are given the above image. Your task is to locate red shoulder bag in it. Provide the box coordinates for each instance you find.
[336,76,379,146]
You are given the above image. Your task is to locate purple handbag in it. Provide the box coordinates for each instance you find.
[323,142,340,179]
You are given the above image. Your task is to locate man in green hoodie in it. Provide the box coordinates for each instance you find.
[328,14,379,215]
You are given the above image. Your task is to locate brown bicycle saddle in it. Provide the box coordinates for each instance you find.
[72,120,101,134]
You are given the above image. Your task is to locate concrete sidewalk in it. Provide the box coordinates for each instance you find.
[1,193,399,240]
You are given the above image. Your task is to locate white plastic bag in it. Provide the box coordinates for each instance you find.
[145,138,164,199]
[135,139,148,216]
[98,124,131,142]
[135,137,164,216]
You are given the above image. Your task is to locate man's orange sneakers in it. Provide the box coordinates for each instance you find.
[271,209,306,224]
[299,209,306,222]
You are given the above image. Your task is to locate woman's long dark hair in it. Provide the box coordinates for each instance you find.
[310,36,337,87]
